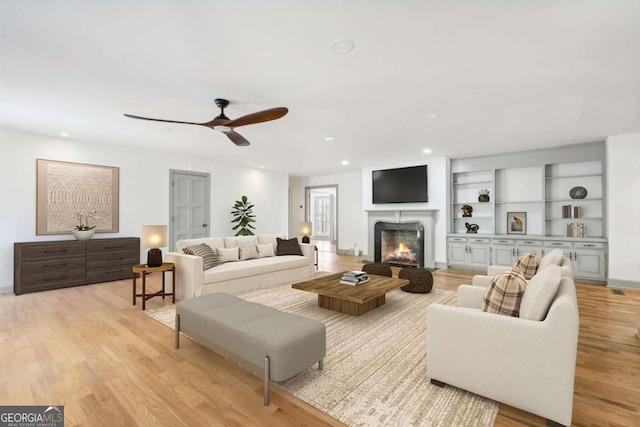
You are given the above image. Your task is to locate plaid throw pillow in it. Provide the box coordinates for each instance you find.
[182,243,223,271]
[512,251,540,280]
[482,270,527,317]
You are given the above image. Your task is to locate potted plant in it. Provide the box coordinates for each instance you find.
[73,210,98,240]
[231,196,256,236]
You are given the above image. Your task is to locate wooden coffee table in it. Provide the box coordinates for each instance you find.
[292,272,409,316]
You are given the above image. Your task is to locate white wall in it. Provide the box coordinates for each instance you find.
[362,157,448,265]
[289,171,366,254]
[1,128,289,293]
[606,132,640,287]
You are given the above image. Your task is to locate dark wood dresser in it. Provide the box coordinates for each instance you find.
[14,237,140,295]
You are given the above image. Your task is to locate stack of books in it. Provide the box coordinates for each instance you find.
[340,271,370,286]
[566,222,586,237]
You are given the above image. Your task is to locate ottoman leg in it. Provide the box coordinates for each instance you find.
[264,356,270,406]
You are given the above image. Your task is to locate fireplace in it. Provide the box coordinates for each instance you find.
[374,221,424,268]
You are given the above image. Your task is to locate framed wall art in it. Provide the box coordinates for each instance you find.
[507,211,526,235]
[36,159,120,235]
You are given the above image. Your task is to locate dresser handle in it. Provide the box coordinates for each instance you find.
[44,263,66,268]
[44,249,67,253]
[552,243,563,246]
[583,244,596,247]
[44,276,66,281]
[498,240,508,243]
[523,241,534,244]
[106,257,124,261]
[105,269,124,274]
[105,245,124,249]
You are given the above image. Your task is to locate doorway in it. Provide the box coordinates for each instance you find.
[305,185,338,252]
[169,170,211,251]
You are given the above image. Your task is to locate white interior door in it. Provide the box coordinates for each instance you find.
[170,170,210,250]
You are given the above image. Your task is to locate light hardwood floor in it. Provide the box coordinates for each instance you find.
[1,252,638,426]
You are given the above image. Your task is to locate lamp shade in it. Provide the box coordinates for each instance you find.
[142,225,167,248]
[299,222,312,236]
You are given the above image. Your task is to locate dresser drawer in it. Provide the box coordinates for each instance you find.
[21,257,86,275]
[86,264,133,283]
[545,241,572,249]
[20,243,85,260]
[87,239,139,255]
[517,239,541,247]
[492,239,515,246]
[468,237,490,244]
[86,253,139,269]
[20,269,86,293]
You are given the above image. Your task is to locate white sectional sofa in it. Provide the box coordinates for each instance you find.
[164,235,315,301]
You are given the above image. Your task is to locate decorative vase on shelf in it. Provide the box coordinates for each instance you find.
[478,189,490,202]
[73,229,95,241]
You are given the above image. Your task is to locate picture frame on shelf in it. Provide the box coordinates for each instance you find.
[507,212,526,235]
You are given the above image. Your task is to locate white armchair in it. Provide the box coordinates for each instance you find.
[427,265,579,427]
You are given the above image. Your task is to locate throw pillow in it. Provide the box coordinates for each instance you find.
[226,236,259,261]
[276,237,303,256]
[512,251,540,280]
[482,269,527,317]
[257,243,275,258]
[217,247,240,263]
[519,264,562,321]
[539,248,564,271]
[182,243,222,271]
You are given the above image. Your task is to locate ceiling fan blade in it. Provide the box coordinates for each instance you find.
[225,130,251,146]
[124,113,204,126]
[226,107,288,128]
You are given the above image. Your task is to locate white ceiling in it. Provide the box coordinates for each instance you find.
[1,1,639,177]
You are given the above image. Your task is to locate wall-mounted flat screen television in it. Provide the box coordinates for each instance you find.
[372,165,428,204]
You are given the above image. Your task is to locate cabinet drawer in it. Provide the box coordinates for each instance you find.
[20,269,86,292]
[517,239,541,247]
[545,241,571,249]
[20,243,85,260]
[87,239,139,254]
[469,237,490,244]
[492,239,515,246]
[574,241,606,250]
[448,237,467,243]
[21,256,86,275]
[86,254,138,269]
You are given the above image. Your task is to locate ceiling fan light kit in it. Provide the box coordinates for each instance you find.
[124,98,288,146]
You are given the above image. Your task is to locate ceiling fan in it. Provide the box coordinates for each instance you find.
[124,98,288,146]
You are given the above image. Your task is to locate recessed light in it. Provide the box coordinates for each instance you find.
[324,136,335,141]
[422,148,432,154]
[341,160,349,166]
[59,132,69,137]
[330,39,355,54]
[424,113,439,120]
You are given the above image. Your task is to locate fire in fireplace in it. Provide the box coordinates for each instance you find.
[374,221,424,268]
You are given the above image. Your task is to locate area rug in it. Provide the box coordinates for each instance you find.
[145,283,499,427]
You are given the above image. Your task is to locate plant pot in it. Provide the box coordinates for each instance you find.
[478,194,490,202]
[73,229,95,241]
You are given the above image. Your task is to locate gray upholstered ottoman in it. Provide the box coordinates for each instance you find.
[175,292,325,405]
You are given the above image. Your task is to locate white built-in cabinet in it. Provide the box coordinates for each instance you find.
[448,143,607,282]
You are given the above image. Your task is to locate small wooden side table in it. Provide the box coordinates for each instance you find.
[132,262,176,310]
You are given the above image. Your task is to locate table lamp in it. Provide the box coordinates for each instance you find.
[142,225,167,267]
[299,222,312,244]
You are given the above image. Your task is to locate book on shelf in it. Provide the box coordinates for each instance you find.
[573,206,584,219]
[566,222,586,237]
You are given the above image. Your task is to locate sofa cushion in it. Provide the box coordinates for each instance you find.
[511,251,540,280]
[177,237,225,254]
[257,235,284,253]
[257,243,275,258]
[482,270,527,317]
[520,264,562,321]
[182,243,223,270]
[276,237,303,256]
[203,255,310,284]
[539,248,564,271]
[217,247,240,263]
[225,236,259,260]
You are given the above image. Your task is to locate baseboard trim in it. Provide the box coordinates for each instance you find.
[607,279,640,290]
